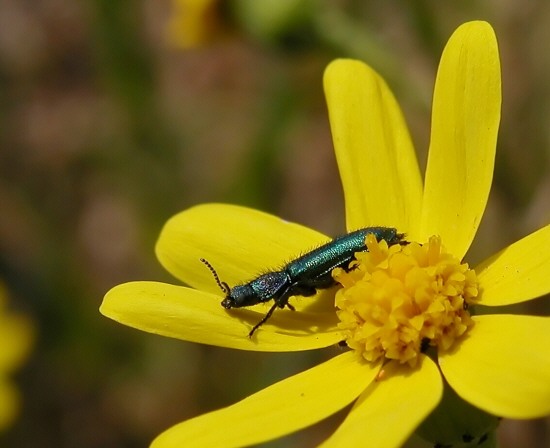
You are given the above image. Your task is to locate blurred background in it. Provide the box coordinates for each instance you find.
[0,0,549,447]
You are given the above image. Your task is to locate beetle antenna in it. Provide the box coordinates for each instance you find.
[200,258,230,295]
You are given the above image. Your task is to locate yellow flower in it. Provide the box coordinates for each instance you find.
[0,283,33,431]
[167,0,224,48]
[101,21,550,447]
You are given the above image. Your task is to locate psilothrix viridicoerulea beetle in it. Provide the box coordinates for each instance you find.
[201,226,405,337]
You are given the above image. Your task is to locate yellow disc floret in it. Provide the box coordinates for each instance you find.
[333,234,478,367]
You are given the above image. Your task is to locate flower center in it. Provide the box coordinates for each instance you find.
[333,234,478,367]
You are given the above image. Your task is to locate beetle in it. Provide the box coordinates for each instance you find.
[201,226,405,337]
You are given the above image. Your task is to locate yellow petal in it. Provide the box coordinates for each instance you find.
[155,203,328,292]
[320,357,442,448]
[324,59,423,233]
[476,224,550,305]
[421,21,501,258]
[0,378,18,431]
[101,281,342,351]
[0,314,33,372]
[439,315,550,418]
[151,352,379,448]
